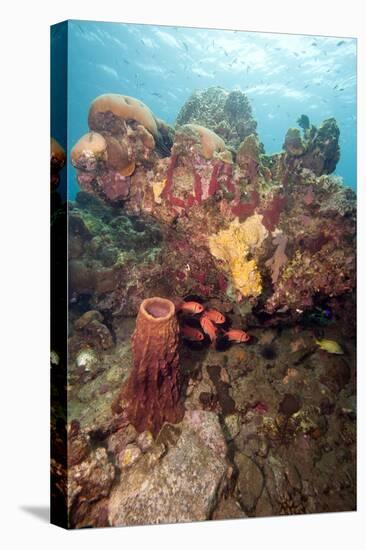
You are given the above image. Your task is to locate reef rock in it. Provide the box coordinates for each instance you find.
[68,447,115,526]
[234,453,264,513]
[108,411,231,526]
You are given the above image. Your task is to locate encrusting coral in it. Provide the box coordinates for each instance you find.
[209,214,268,299]
[113,297,184,437]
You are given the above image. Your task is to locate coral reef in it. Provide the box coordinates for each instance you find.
[64,86,356,528]
[113,297,184,437]
[266,245,354,314]
[69,90,355,325]
[176,87,257,150]
[65,313,356,526]
[283,128,305,156]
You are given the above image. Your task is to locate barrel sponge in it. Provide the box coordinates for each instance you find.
[114,297,184,437]
[88,93,158,137]
[71,132,107,170]
[181,123,226,159]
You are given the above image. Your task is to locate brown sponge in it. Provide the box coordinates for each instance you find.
[114,297,184,437]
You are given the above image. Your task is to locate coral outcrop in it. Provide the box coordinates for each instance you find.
[89,93,172,156]
[71,94,173,205]
[71,131,135,201]
[176,87,257,150]
[236,134,261,178]
[113,297,184,436]
[71,132,108,171]
[67,191,164,315]
[282,117,340,176]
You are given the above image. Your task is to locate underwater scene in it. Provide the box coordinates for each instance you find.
[51,20,356,528]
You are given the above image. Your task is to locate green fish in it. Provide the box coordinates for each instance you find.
[315,338,344,355]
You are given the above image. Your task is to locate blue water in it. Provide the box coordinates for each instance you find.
[59,20,357,198]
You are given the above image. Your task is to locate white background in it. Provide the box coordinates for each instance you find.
[1,0,365,548]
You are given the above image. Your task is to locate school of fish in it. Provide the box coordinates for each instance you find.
[177,300,250,345]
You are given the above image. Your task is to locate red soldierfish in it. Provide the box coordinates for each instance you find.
[203,309,226,324]
[224,329,250,343]
[181,325,204,341]
[200,315,217,342]
[177,301,204,314]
